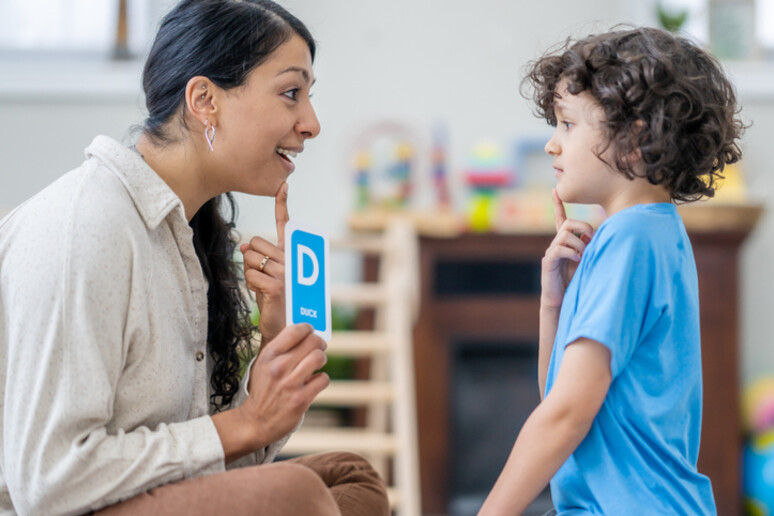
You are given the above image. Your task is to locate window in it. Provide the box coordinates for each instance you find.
[650,0,774,60]
[0,0,156,58]
[0,0,178,100]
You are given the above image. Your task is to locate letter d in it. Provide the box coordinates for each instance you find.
[297,244,319,286]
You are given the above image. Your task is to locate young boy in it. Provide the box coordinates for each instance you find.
[479,28,743,515]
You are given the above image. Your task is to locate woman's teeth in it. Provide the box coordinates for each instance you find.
[276,148,298,159]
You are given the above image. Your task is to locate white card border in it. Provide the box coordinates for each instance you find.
[284,220,332,342]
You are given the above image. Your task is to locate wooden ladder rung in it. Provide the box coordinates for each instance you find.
[282,428,398,455]
[314,381,393,405]
[387,487,400,509]
[331,285,387,306]
[328,331,391,356]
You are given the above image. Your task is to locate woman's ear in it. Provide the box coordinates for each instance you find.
[184,76,219,127]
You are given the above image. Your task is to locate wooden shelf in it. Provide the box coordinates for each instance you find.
[350,202,764,237]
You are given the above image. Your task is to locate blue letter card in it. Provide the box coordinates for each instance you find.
[285,221,331,341]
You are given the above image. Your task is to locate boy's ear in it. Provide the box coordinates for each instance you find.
[622,120,646,167]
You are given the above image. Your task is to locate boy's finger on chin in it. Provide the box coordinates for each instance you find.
[552,189,567,229]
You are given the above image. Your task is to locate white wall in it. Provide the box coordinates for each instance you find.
[735,99,774,383]
[2,0,772,384]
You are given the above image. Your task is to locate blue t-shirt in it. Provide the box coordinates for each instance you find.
[545,203,717,515]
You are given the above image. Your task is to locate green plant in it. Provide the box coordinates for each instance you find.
[657,3,689,33]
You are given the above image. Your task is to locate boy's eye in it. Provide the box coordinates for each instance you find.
[563,121,574,130]
[283,88,299,101]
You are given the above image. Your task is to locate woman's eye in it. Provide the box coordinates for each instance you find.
[283,89,299,101]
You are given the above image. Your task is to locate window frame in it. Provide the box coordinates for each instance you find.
[622,0,774,101]
[0,0,175,101]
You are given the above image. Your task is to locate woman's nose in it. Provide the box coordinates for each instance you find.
[298,102,321,140]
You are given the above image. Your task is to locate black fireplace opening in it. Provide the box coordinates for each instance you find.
[449,339,554,516]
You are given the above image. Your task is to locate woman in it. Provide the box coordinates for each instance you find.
[0,1,388,514]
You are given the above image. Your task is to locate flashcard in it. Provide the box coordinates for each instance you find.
[285,221,332,342]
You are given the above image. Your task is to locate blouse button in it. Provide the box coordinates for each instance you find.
[195,351,205,362]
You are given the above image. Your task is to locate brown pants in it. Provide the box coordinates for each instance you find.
[95,452,389,516]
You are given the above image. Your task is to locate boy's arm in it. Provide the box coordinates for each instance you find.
[478,337,612,516]
[538,304,561,400]
[538,190,594,398]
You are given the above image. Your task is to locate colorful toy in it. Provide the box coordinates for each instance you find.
[743,377,774,434]
[743,378,774,515]
[743,431,774,516]
[354,151,372,210]
[388,141,413,208]
[349,121,419,211]
[464,141,512,232]
[431,123,451,209]
[713,162,748,204]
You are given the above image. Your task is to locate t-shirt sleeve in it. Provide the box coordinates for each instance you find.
[562,225,659,378]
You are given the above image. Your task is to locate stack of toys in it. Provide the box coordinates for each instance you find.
[742,377,774,515]
[463,141,512,232]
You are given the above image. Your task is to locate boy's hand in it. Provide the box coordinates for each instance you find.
[541,189,594,309]
[241,182,289,343]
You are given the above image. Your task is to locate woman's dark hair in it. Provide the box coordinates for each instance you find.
[141,0,315,410]
[522,27,745,202]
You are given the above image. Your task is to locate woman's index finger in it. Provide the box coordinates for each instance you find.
[275,182,289,250]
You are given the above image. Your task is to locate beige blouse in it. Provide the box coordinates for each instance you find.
[0,136,287,516]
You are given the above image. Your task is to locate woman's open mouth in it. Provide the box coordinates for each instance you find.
[276,147,299,171]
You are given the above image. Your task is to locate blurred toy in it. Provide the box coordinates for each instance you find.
[431,123,451,209]
[494,135,609,231]
[464,141,512,232]
[712,162,748,204]
[496,190,553,232]
[743,378,774,515]
[354,151,372,210]
[349,121,419,211]
[512,137,551,190]
[744,378,774,435]
[743,431,774,516]
[389,141,413,208]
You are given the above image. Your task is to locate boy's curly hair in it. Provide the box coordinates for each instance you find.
[522,27,745,202]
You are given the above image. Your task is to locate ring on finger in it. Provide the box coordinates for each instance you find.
[258,255,271,272]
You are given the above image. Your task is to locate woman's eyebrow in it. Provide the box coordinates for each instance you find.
[277,67,315,86]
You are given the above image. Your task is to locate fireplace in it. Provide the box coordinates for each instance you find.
[449,339,552,515]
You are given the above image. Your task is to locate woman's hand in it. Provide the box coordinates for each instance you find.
[242,324,329,448]
[212,323,329,463]
[241,183,289,343]
[541,189,595,309]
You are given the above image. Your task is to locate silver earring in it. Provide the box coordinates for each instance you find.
[205,124,215,152]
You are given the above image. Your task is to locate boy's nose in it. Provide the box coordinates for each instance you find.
[544,135,560,156]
